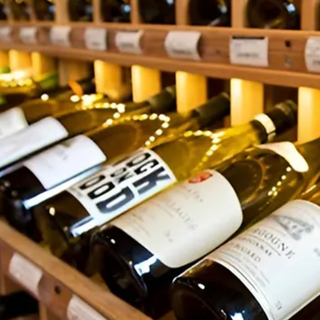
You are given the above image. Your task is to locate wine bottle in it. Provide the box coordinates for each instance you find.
[189,0,230,26]
[68,0,93,22]
[101,0,131,22]
[7,0,30,20]
[15,92,230,274]
[0,0,7,20]
[89,100,300,318]
[33,0,55,21]
[247,0,300,29]
[170,168,320,320]
[138,0,175,24]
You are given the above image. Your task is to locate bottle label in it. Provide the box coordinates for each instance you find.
[254,113,276,141]
[258,142,309,173]
[50,26,71,47]
[209,200,320,320]
[112,170,242,268]
[24,135,107,190]
[0,107,28,139]
[0,26,12,42]
[305,36,320,73]
[84,27,107,51]
[68,148,177,237]
[0,117,68,168]
[19,26,38,44]
[115,30,143,55]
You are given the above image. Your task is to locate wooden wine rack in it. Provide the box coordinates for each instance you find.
[0,0,319,320]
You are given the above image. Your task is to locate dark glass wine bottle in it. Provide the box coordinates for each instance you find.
[33,0,55,21]
[138,0,175,24]
[101,0,131,22]
[189,0,230,26]
[171,155,320,320]
[90,100,301,318]
[7,0,30,21]
[0,291,38,320]
[68,0,93,22]
[18,92,231,275]
[247,0,300,29]
[0,0,7,20]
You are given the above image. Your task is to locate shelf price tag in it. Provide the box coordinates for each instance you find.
[115,30,143,54]
[19,27,38,44]
[50,26,71,47]
[165,31,201,60]
[230,36,269,67]
[9,253,43,297]
[0,26,12,42]
[305,37,320,73]
[84,27,107,51]
[67,295,107,320]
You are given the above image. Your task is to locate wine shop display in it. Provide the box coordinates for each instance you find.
[33,0,55,21]
[101,0,131,23]
[7,0,30,20]
[68,0,93,21]
[138,0,175,24]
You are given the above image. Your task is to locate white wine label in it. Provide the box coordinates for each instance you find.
[305,37,320,73]
[84,28,107,51]
[115,30,143,54]
[209,200,320,320]
[0,117,68,168]
[113,170,242,268]
[19,27,38,44]
[258,142,309,173]
[0,26,12,42]
[68,149,177,237]
[230,36,269,67]
[164,31,201,60]
[254,113,276,141]
[67,295,107,320]
[50,26,71,47]
[0,107,28,139]
[24,135,106,190]
[9,253,43,297]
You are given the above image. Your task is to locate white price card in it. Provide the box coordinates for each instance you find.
[19,27,37,44]
[9,253,43,297]
[115,30,143,54]
[0,26,12,42]
[165,31,201,60]
[67,295,107,320]
[230,36,269,67]
[50,26,71,47]
[305,37,320,73]
[84,27,107,51]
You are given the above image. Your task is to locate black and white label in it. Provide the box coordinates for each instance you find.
[24,135,106,190]
[113,170,242,268]
[115,30,143,54]
[67,295,107,320]
[0,107,28,139]
[50,26,71,47]
[0,26,12,42]
[0,117,68,168]
[84,28,107,51]
[210,200,320,320]
[9,253,43,297]
[230,36,269,67]
[164,31,201,60]
[305,37,320,73]
[19,27,38,44]
[68,149,176,237]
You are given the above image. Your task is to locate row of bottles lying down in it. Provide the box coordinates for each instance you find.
[3,0,303,29]
[2,71,320,320]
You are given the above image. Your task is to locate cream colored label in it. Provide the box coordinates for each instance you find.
[84,28,107,51]
[113,170,242,268]
[50,26,71,47]
[0,107,28,139]
[258,142,309,173]
[19,27,37,44]
[305,37,320,73]
[9,253,43,297]
[210,200,320,320]
[115,30,143,54]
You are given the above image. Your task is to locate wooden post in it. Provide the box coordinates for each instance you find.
[8,51,32,71]
[31,53,56,78]
[0,51,9,69]
[130,0,141,24]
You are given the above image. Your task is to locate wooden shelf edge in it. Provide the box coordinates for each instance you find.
[0,221,152,320]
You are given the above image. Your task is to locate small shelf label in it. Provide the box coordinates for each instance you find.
[115,30,143,54]
[165,31,201,60]
[67,295,107,320]
[0,26,12,42]
[9,253,43,297]
[19,27,38,44]
[84,27,107,51]
[50,26,71,47]
[305,37,320,73]
[230,36,269,67]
